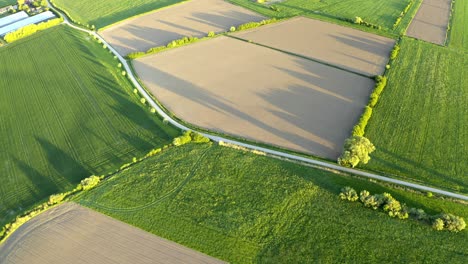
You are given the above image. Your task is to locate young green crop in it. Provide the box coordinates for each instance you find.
[363,37,468,194]
[0,25,178,226]
[77,143,468,263]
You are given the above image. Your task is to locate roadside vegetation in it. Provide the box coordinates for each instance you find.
[363,37,468,194]
[51,0,183,29]
[76,143,468,263]
[0,25,178,226]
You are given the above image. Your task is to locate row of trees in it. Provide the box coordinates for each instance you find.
[339,187,466,232]
[338,40,401,167]
[4,17,62,43]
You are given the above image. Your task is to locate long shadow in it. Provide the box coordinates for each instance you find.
[331,33,394,57]
[118,130,154,153]
[372,148,466,191]
[12,156,59,200]
[35,137,89,184]
[137,61,342,158]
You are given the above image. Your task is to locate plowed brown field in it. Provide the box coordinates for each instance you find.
[100,0,266,55]
[0,203,225,264]
[134,36,374,159]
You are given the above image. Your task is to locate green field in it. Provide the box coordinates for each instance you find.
[0,0,14,7]
[77,143,468,263]
[449,0,468,51]
[52,0,183,28]
[229,0,411,31]
[364,37,467,194]
[0,25,178,225]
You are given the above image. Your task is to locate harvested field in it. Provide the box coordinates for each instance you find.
[233,17,395,77]
[101,0,266,56]
[406,0,452,45]
[134,36,375,159]
[0,203,225,264]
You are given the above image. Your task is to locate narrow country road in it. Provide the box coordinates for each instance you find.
[47,1,468,201]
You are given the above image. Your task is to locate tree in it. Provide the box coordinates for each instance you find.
[339,187,358,201]
[338,136,375,167]
[41,0,48,8]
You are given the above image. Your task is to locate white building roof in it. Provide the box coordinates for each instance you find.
[0,11,29,28]
[0,11,56,36]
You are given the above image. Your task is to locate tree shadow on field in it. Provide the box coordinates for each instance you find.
[369,147,467,193]
[137,63,332,157]
[35,137,90,184]
[91,73,173,144]
[110,25,188,54]
[331,33,394,57]
[189,10,264,30]
[118,131,154,153]
[12,156,59,200]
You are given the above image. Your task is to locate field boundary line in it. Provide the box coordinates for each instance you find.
[226,34,373,78]
[46,0,468,201]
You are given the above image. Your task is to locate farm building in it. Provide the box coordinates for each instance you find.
[0,11,28,28]
[0,11,55,36]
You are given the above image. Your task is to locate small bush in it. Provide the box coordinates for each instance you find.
[48,193,67,205]
[173,131,210,146]
[230,26,236,32]
[432,218,445,231]
[118,63,122,68]
[435,214,466,232]
[133,89,138,94]
[122,71,127,76]
[390,44,400,60]
[409,208,428,221]
[339,187,359,202]
[79,175,100,190]
[359,190,370,203]
[140,98,146,104]
[354,17,363,24]
[150,108,156,113]
[207,31,215,37]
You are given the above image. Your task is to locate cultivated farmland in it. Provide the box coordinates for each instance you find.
[101,0,266,56]
[0,26,178,226]
[228,0,412,30]
[364,37,468,194]
[449,0,467,50]
[406,0,452,45]
[134,36,375,159]
[52,0,184,28]
[75,143,468,263]
[0,1,14,7]
[233,17,395,77]
[0,203,225,264]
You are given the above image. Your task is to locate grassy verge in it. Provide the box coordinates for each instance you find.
[0,25,178,226]
[76,143,467,263]
[363,37,468,194]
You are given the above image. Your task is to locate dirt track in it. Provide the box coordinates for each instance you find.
[100,0,266,55]
[134,36,374,159]
[406,0,452,45]
[233,17,395,77]
[0,203,225,264]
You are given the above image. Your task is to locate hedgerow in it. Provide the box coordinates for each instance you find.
[393,1,414,29]
[340,187,466,232]
[4,18,63,43]
[173,131,210,146]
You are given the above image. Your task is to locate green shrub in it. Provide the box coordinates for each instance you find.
[173,131,192,146]
[207,31,215,37]
[338,136,375,167]
[390,44,400,60]
[230,26,236,32]
[409,208,428,220]
[192,132,210,143]
[339,186,359,201]
[435,214,466,232]
[352,106,373,136]
[359,190,370,202]
[432,218,445,231]
[48,193,67,205]
[354,17,363,24]
[79,175,100,190]
[140,98,146,104]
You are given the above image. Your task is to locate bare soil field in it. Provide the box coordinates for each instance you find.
[406,0,452,45]
[100,0,266,56]
[134,37,374,159]
[0,203,225,264]
[233,17,395,77]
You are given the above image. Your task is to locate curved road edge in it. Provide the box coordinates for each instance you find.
[47,1,468,201]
